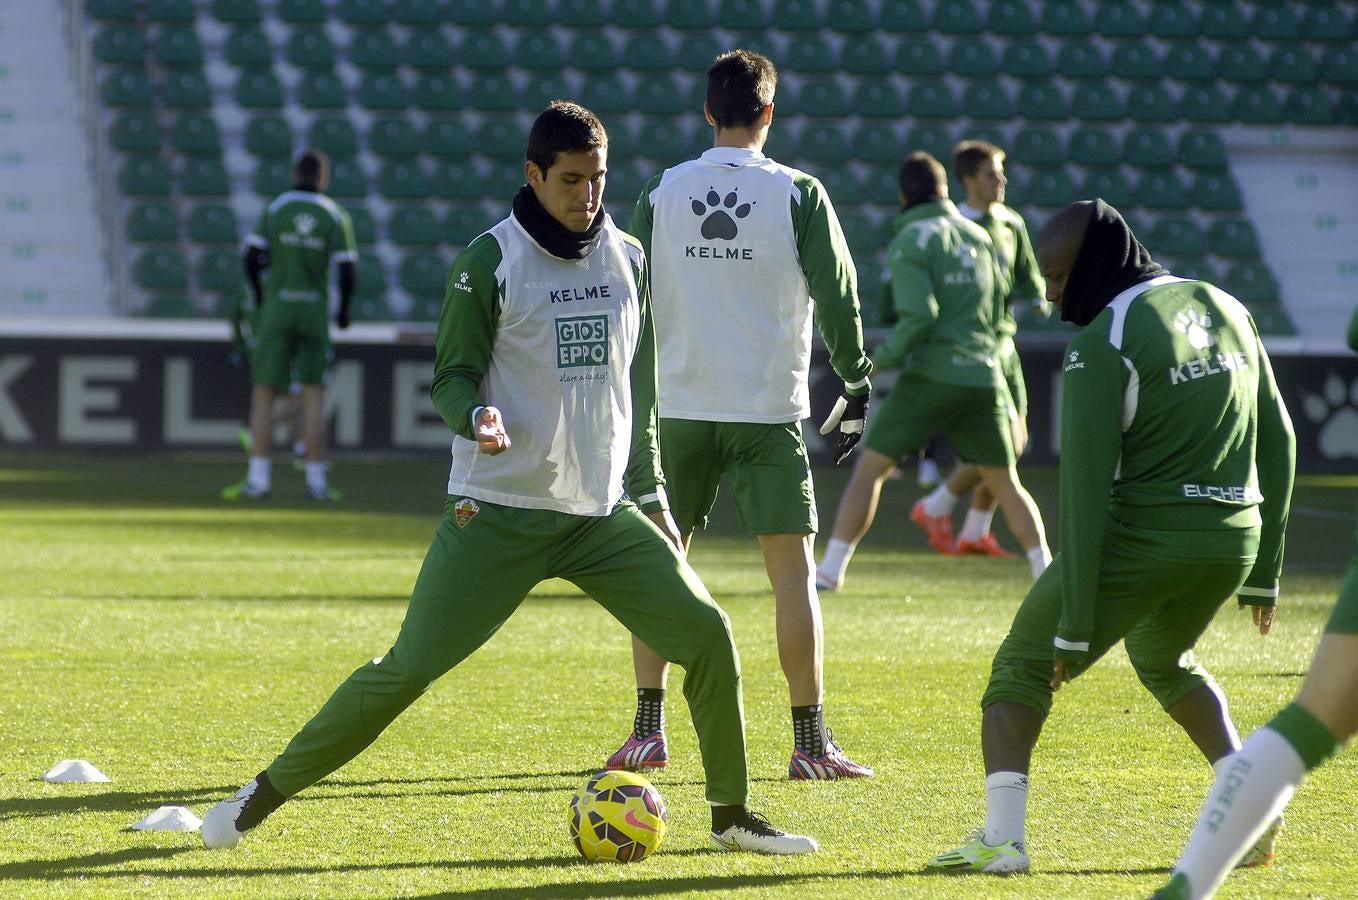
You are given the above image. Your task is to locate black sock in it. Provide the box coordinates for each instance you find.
[792,704,827,756]
[238,770,286,832]
[711,803,746,833]
[633,688,665,737]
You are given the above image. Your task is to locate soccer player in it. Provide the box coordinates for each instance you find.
[913,140,1048,558]
[1153,308,1358,900]
[222,150,357,502]
[201,102,817,857]
[925,199,1295,875]
[603,49,875,781]
[816,153,1050,591]
[226,286,305,464]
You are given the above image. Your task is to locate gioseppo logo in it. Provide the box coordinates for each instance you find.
[556,315,609,368]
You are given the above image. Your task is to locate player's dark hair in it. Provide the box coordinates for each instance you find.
[293,149,329,191]
[706,49,777,129]
[526,101,608,174]
[899,152,947,207]
[953,140,1005,182]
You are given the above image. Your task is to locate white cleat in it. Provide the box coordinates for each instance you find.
[710,810,819,855]
[201,775,283,849]
[814,571,840,592]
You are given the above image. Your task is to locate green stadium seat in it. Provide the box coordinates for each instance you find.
[1136,171,1187,210]
[907,83,956,120]
[1147,217,1204,259]
[797,79,850,117]
[1057,43,1108,80]
[356,252,387,298]
[395,30,446,69]
[613,0,660,27]
[1178,131,1227,170]
[894,38,943,76]
[367,118,418,158]
[351,295,393,322]
[102,70,152,107]
[310,117,358,158]
[1002,39,1053,77]
[147,0,193,18]
[1081,169,1134,210]
[146,294,197,318]
[1181,86,1231,123]
[518,33,566,70]
[211,0,259,22]
[135,249,188,290]
[1202,5,1248,40]
[1218,45,1266,84]
[786,35,839,73]
[348,28,397,69]
[855,123,902,163]
[605,160,649,209]
[359,73,407,110]
[986,0,1034,34]
[1252,309,1296,337]
[170,115,221,157]
[444,205,490,245]
[1192,173,1242,211]
[640,116,694,160]
[797,123,849,162]
[1016,82,1066,120]
[278,0,325,24]
[389,206,440,246]
[521,72,571,111]
[675,34,721,71]
[422,119,472,158]
[1122,127,1174,169]
[432,161,481,199]
[1095,1,1144,36]
[932,0,980,33]
[188,205,239,244]
[128,203,179,243]
[843,36,890,74]
[1170,260,1217,283]
[1322,48,1358,85]
[225,28,272,66]
[1252,6,1300,40]
[1208,219,1260,258]
[568,33,620,70]
[407,294,446,322]
[155,28,202,67]
[343,206,375,245]
[579,79,632,114]
[120,157,171,196]
[339,0,391,26]
[1165,42,1215,82]
[464,72,516,111]
[1126,85,1177,123]
[379,161,425,199]
[1012,127,1062,166]
[948,38,998,77]
[111,112,161,154]
[413,74,460,111]
[400,252,448,300]
[827,0,875,31]
[1111,43,1162,80]
[1042,0,1090,36]
[963,81,1014,120]
[235,71,283,109]
[1072,84,1123,121]
[773,0,823,30]
[1016,167,1076,208]
[477,115,522,158]
[1234,86,1283,123]
[244,115,292,159]
[198,251,243,292]
[720,0,769,29]
[459,30,509,69]
[253,159,291,196]
[558,0,607,26]
[1224,263,1278,304]
[853,82,905,118]
[180,158,230,196]
[880,0,927,31]
[329,159,368,198]
[298,71,347,109]
[286,28,334,69]
[905,124,952,160]
[818,167,863,205]
[1287,88,1335,125]
[394,0,442,26]
[1149,1,1198,39]
[1068,127,1119,167]
[89,0,136,20]
[1305,6,1354,41]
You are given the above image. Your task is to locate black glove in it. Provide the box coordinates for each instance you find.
[337,308,351,330]
[818,389,869,464]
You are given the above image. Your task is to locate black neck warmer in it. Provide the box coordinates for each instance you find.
[512,185,604,260]
[1061,198,1167,327]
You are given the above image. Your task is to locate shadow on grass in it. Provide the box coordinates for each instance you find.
[415,868,922,898]
[0,787,238,822]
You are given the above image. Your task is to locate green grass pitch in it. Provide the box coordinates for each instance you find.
[0,453,1352,898]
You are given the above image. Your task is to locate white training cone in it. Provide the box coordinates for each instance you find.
[42,760,111,783]
[130,806,202,832]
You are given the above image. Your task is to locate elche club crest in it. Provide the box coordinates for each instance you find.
[454,497,479,527]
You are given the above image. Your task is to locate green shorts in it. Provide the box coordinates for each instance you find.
[253,300,330,389]
[660,418,816,535]
[999,338,1027,418]
[864,373,1015,467]
[1325,524,1358,634]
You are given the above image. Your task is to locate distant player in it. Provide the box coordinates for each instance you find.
[913,140,1048,558]
[222,150,357,502]
[201,102,818,856]
[1153,307,1358,900]
[603,49,875,781]
[816,153,1050,591]
[926,200,1295,875]
[226,285,305,464]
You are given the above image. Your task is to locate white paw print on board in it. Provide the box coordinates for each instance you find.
[1303,374,1358,460]
[1174,309,1215,351]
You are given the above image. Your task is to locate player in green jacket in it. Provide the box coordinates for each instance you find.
[816,153,1051,590]
[927,200,1296,875]
[1154,305,1358,900]
[200,101,817,857]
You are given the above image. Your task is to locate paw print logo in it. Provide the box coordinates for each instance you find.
[691,188,753,240]
[293,212,316,236]
[1302,373,1358,460]
[1174,309,1215,351]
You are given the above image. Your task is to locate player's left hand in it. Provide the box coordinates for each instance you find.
[474,406,511,455]
[337,309,351,330]
[1051,658,1074,691]
[1249,603,1275,636]
[647,509,684,552]
[818,389,869,464]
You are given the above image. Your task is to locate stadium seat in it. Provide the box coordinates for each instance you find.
[400,252,447,300]
[339,0,391,26]
[235,71,283,109]
[1080,169,1134,210]
[355,251,387,298]
[894,38,943,76]
[1203,4,1249,39]
[1016,82,1067,120]
[253,159,291,196]
[278,0,325,24]
[198,251,243,292]
[244,115,292,159]
[432,161,481,200]
[155,28,202,67]
[1111,43,1162,80]
[819,167,864,205]
[880,0,927,31]
[146,294,197,318]
[664,0,715,28]
[518,33,566,70]
[127,203,179,243]
[796,123,849,162]
[225,28,272,66]
[905,124,952,160]
[568,32,620,70]
[986,0,1034,34]
[379,161,425,200]
[1042,0,1090,36]
[349,28,398,69]
[797,79,850,117]
[557,0,606,26]
[111,112,162,154]
[1181,85,1232,123]
[135,249,188,290]
[1224,263,1279,304]
[675,34,722,72]
[1208,219,1260,258]
[947,38,998,77]
[1012,127,1062,166]
[459,30,509,69]
[389,206,440,246]
[786,35,839,73]
[102,70,153,108]
[1287,87,1335,125]
[1252,309,1296,337]
[394,0,442,26]
[1218,45,1267,84]
[852,82,905,118]
[188,205,239,244]
[1071,83,1123,121]
[579,79,632,114]
[93,25,144,64]
[89,0,136,20]
[773,0,824,30]
[1002,39,1053,77]
[170,115,221,157]
[612,0,660,28]
[640,116,694,160]
[180,158,230,196]
[368,118,418,158]
[298,71,347,110]
[345,206,376,245]
[1122,127,1174,169]
[285,29,333,69]
[855,123,902,163]
[1171,260,1217,283]
[1068,126,1119,167]
[719,0,769,29]
[412,73,459,111]
[1165,42,1216,82]
[1095,1,1144,37]
[1016,167,1076,208]
[328,159,368,198]
[932,0,981,33]
[907,83,956,120]
[1322,47,1358,85]
[1270,47,1318,84]
[422,119,472,159]
[443,205,490,246]
[843,36,890,74]
[522,73,572,111]
[1305,6,1355,41]
[1149,1,1199,39]
[351,294,393,322]
[1147,217,1205,259]
[147,0,192,18]
[309,117,359,158]
[359,72,407,109]
[1192,173,1243,211]
[1234,86,1283,123]
[827,0,875,31]
[1178,130,1227,170]
[1057,43,1108,80]
[1253,5,1300,40]
[1135,171,1187,210]
[477,116,522,159]
[1125,85,1177,123]
[962,82,1014,120]
[211,0,259,22]
[463,73,515,111]
[120,157,171,196]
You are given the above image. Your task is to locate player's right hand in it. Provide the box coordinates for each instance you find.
[1249,603,1275,636]
[475,406,511,455]
[818,388,870,464]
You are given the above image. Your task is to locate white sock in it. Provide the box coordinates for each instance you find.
[958,508,994,543]
[1174,729,1304,900]
[248,456,272,490]
[921,483,959,518]
[305,461,329,492]
[292,440,306,457]
[1027,545,1052,580]
[818,538,855,584]
[984,771,1029,847]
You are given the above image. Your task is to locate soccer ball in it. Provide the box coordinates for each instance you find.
[568,769,667,863]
